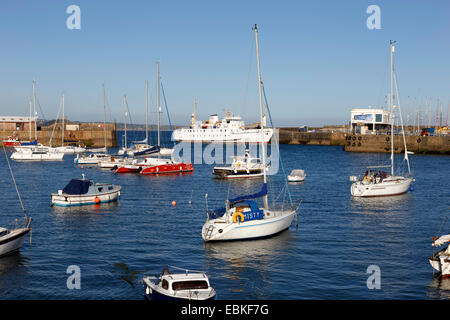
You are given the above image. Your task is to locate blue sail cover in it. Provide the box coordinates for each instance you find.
[209,183,267,219]
[133,145,160,156]
[62,179,90,195]
[229,183,267,204]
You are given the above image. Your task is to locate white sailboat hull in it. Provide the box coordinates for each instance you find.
[351,176,413,197]
[202,210,296,242]
[429,253,450,278]
[0,228,30,257]
[11,149,64,161]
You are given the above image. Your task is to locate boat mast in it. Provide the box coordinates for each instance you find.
[157,62,161,147]
[32,80,37,141]
[390,40,395,176]
[123,95,127,150]
[254,24,269,209]
[62,94,65,147]
[145,80,149,144]
[102,84,107,152]
[29,100,32,141]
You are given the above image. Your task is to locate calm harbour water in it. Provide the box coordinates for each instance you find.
[0,131,449,300]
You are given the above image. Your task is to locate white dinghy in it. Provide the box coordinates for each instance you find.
[142,266,216,300]
[287,169,306,182]
[51,174,121,207]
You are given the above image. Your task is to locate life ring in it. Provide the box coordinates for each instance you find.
[363,176,370,183]
[232,212,244,223]
[357,142,361,147]
[358,136,362,141]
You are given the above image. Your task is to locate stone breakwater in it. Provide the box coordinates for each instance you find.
[0,122,118,148]
[278,128,450,155]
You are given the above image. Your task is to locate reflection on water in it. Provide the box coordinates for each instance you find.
[0,253,26,275]
[50,201,120,216]
[0,253,28,295]
[204,231,295,297]
[350,193,413,215]
[428,276,450,299]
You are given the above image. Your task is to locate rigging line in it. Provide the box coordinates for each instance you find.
[436,208,450,238]
[240,34,255,115]
[393,70,411,174]
[49,95,63,147]
[262,84,293,207]
[2,144,27,218]
[160,82,174,147]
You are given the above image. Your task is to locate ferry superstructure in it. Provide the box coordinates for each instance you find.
[172,111,273,143]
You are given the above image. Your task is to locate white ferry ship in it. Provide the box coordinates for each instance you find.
[172,111,273,143]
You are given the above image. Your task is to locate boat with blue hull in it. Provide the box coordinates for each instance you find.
[51,175,121,207]
[143,267,216,300]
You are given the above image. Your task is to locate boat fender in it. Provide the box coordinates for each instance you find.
[94,197,101,204]
[232,212,244,223]
[386,136,390,142]
[417,138,421,143]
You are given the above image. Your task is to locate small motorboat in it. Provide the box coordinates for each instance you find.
[430,234,450,278]
[287,169,306,182]
[0,219,32,257]
[51,174,121,207]
[212,149,267,179]
[142,266,216,300]
[74,153,110,165]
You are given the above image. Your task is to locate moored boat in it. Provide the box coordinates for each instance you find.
[51,175,121,207]
[430,235,450,278]
[142,267,216,300]
[212,149,266,179]
[350,41,413,198]
[74,152,110,165]
[287,169,306,182]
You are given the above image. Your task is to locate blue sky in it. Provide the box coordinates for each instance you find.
[0,0,449,126]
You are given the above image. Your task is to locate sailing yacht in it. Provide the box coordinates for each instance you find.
[127,80,160,157]
[53,94,86,154]
[350,41,413,197]
[11,81,65,161]
[75,84,110,165]
[201,25,298,242]
[0,145,32,257]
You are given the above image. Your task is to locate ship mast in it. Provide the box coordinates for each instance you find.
[254,24,269,209]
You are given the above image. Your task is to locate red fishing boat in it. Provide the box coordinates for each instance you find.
[140,162,193,174]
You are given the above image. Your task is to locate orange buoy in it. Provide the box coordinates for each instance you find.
[171,201,176,207]
[94,197,101,204]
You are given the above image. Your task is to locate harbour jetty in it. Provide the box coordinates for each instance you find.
[278,127,346,146]
[278,127,450,155]
[1,122,117,148]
